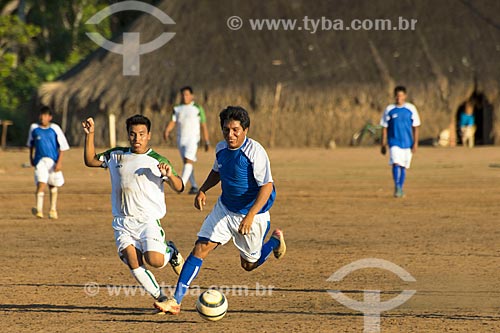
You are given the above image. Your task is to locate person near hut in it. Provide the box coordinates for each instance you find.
[154,106,286,315]
[82,114,185,310]
[27,106,70,219]
[380,86,421,198]
[164,86,210,195]
[459,101,476,148]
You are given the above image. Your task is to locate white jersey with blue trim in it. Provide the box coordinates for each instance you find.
[212,137,276,215]
[380,103,421,149]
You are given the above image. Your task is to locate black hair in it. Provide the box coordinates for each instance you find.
[180,86,193,94]
[219,106,250,130]
[126,114,151,132]
[39,105,52,115]
[394,85,407,95]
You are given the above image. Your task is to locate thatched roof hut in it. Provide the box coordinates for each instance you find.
[37,0,500,147]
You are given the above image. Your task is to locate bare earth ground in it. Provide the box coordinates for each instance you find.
[0,146,499,333]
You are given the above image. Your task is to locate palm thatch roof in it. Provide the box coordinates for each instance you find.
[37,0,500,147]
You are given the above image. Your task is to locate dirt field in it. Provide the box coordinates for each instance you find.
[0,146,499,332]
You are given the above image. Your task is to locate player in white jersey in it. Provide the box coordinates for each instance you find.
[27,106,70,219]
[164,86,210,194]
[155,106,286,315]
[82,114,185,310]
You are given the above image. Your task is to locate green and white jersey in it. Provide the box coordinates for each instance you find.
[172,102,206,144]
[97,147,178,221]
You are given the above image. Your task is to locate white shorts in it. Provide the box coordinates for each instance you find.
[198,198,271,263]
[178,140,198,161]
[113,217,167,257]
[34,157,65,187]
[389,146,413,169]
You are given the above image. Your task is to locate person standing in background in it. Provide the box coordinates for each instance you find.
[164,86,210,194]
[27,106,70,219]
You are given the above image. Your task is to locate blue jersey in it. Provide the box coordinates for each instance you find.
[380,103,421,149]
[213,138,276,215]
[459,113,475,127]
[27,123,70,165]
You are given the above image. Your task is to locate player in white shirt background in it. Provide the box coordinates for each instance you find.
[380,86,421,198]
[154,106,286,315]
[27,106,70,219]
[164,86,210,194]
[82,114,185,310]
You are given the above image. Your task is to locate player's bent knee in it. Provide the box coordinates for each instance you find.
[144,252,164,268]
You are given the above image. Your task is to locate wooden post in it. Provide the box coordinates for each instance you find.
[109,114,116,148]
[269,82,282,148]
[0,120,13,149]
[61,97,68,132]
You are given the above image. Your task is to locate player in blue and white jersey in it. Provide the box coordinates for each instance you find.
[27,106,70,219]
[380,86,421,198]
[82,115,185,310]
[155,106,286,315]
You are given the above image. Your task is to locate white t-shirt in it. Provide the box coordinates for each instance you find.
[172,102,207,144]
[98,148,177,221]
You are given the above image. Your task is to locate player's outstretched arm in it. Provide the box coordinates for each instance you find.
[194,170,220,211]
[82,117,102,167]
[158,163,184,193]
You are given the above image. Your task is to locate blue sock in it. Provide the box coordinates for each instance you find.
[257,237,280,267]
[173,254,203,304]
[392,164,400,189]
[398,166,406,189]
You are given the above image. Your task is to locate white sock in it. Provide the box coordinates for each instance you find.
[49,187,58,211]
[160,247,173,268]
[189,168,198,188]
[130,266,162,299]
[36,192,44,212]
[181,163,193,186]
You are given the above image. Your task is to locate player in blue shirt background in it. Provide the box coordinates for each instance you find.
[380,86,421,198]
[154,106,286,315]
[27,106,70,219]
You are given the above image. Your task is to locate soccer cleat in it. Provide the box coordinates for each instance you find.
[153,308,166,315]
[49,210,58,219]
[271,229,286,259]
[31,208,43,218]
[167,241,184,275]
[154,297,181,315]
[153,296,168,315]
[188,187,199,195]
[394,187,404,198]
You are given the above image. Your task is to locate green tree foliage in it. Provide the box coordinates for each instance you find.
[0,0,115,145]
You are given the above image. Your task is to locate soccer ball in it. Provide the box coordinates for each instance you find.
[196,289,228,321]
